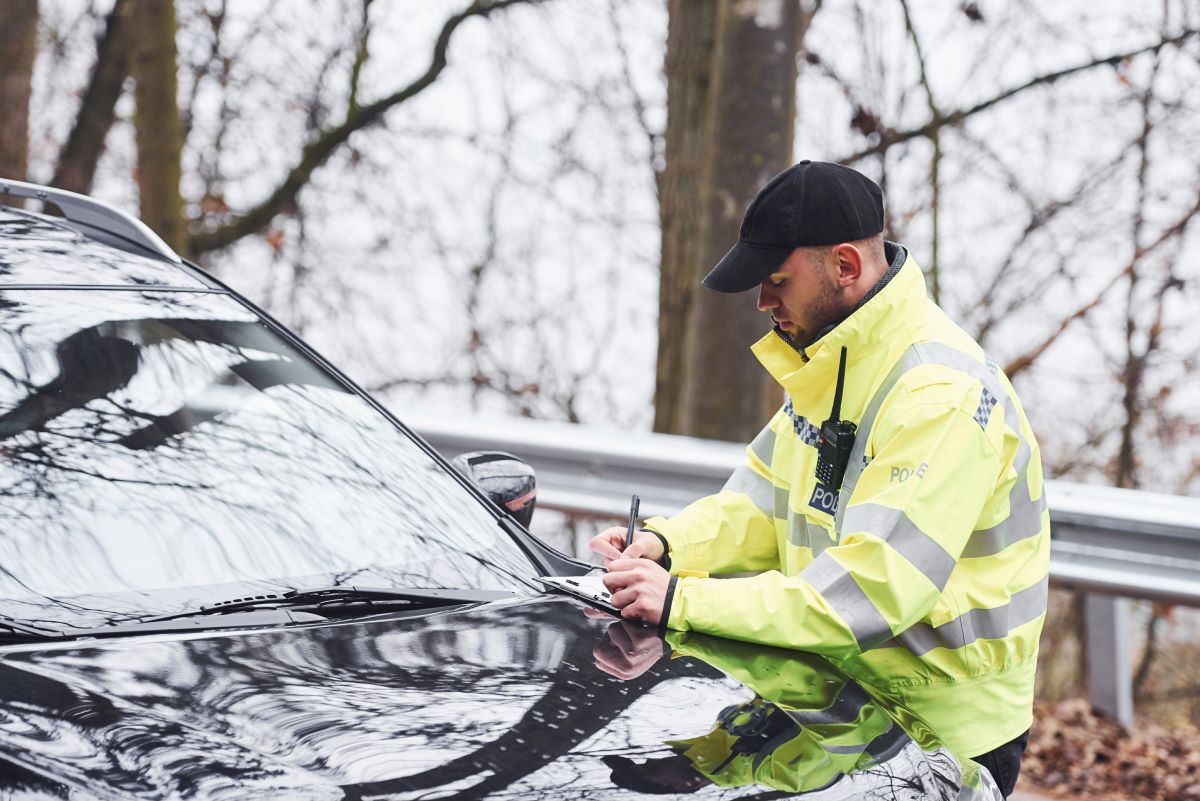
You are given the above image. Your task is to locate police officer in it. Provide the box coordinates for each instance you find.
[590,160,1049,798]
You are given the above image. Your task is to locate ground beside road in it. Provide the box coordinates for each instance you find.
[1018,698,1200,801]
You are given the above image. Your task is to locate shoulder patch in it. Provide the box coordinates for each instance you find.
[974,387,998,429]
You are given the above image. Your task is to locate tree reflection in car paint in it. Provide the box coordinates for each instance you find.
[0,598,1000,799]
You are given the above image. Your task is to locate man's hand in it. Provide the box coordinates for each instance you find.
[589,526,665,568]
[603,557,670,626]
[593,619,667,680]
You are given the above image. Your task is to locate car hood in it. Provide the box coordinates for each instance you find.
[0,594,998,800]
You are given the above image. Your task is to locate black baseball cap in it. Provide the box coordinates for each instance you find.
[702,160,884,293]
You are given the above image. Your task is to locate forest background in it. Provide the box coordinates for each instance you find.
[3,0,1200,739]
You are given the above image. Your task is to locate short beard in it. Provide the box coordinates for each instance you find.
[796,253,850,346]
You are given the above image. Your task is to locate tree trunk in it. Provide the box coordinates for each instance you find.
[130,0,187,256]
[654,0,802,441]
[0,0,39,189]
[53,0,131,195]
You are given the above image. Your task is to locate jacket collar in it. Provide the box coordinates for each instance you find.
[750,244,928,401]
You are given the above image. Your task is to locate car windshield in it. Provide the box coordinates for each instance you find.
[0,289,538,630]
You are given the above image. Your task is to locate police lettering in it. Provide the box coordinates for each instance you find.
[889,463,928,483]
[809,484,839,514]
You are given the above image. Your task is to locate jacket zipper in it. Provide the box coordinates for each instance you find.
[773,324,809,362]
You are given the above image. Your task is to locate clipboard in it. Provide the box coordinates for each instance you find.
[539,574,620,616]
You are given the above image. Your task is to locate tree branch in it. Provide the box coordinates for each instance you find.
[52,0,131,193]
[1004,187,1200,379]
[189,0,542,256]
[898,0,942,302]
[966,138,1131,345]
[347,0,375,114]
[605,0,660,196]
[839,29,1200,166]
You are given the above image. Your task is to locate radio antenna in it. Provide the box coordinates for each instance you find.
[831,346,848,419]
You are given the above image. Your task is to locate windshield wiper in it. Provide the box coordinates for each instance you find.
[0,587,520,642]
[130,585,520,626]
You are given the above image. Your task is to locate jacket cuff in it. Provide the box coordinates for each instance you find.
[657,576,678,637]
[646,529,672,571]
[641,515,688,573]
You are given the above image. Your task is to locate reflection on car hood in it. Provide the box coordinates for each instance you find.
[0,595,999,800]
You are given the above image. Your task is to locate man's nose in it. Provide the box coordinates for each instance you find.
[757,283,778,312]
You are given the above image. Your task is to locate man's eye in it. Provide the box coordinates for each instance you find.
[772,279,786,287]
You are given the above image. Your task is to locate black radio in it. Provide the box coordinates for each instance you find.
[815,346,857,491]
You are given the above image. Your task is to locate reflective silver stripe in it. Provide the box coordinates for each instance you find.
[722,465,775,518]
[911,342,1008,407]
[774,485,790,519]
[879,574,1049,656]
[803,552,893,650]
[840,503,956,590]
[822,742,870,755]
[788,511,834,555]
[786,680,874,727]
[750,422,777,465]
[962,488,1048,558]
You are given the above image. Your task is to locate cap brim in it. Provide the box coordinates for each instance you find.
[702,241,795,293]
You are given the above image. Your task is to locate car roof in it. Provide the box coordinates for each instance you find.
[0,200,219,291]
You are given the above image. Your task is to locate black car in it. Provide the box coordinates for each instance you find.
[0,180,1001,800]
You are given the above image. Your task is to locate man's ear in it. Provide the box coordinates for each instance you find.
[832,243,864,286]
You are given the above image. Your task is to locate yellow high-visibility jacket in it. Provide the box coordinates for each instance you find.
[662,631,1000,799]
[644,245,1050,758]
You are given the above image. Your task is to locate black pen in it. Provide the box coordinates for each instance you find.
[624,494,641,551]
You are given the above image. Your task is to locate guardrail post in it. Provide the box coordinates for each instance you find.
[1085,594,1133,725]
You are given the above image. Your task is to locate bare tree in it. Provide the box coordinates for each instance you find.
[52,0,130,194]
[130,0,187,254]
[0,0,39,186]
[188,0,546,257]
[654,0,811,442]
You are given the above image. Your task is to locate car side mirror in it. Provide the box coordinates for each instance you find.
[452,451,537,528]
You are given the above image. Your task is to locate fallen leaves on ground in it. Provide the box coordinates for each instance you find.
[1023,698,1200,801]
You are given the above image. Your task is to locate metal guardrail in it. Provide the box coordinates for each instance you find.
[410,412,1200,723]
[410,413,1200,606]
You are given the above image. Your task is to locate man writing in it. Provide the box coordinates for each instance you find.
[591,161,1050,797]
